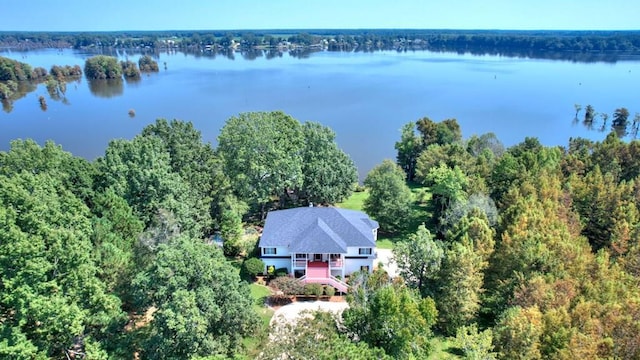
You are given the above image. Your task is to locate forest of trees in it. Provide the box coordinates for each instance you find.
[0,114,360,359]
[2,110,640,359]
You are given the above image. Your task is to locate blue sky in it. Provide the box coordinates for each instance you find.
[2,0,639,31]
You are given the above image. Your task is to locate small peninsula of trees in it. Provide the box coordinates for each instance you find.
[0,56,83,110]
[0,54,162,111]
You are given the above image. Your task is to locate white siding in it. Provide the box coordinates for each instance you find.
[344,246,375,275]
[346,246,374,256]
[262,258,291,274]
[261,246,290,257]
[345,258,374,275]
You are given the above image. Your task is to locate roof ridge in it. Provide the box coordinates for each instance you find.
[316,217,347,249]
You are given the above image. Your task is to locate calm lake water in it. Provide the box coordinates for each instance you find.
[2,48,640,179]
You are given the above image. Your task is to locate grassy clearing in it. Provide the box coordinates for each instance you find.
[336,189,368,211]
[338,183,433,249]
[428,336,462,359]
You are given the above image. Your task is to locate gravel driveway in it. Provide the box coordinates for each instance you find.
[270,300,349,326]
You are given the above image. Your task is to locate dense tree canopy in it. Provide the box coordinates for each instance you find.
[218,111,359,217]
[301,122,358,205]
[217,111,305,217]
[344,271,438,359]
[96,135,211,236]
[0,143,125,358]
[363,159,413,233]
[3,112,640,359]
[84,55,122,79]
[134,237,258,359]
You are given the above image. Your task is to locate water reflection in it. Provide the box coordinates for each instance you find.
[88,78,124,98]
[0,81,37,113]
[124,76,142,86]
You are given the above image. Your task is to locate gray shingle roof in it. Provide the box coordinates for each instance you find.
[259,207,378,253]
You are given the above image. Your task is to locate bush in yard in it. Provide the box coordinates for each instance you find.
[304,283,324,297]
[243,257,265,278]
[324,285,336,297]
[275,267,289,277]
[270,276,304,296]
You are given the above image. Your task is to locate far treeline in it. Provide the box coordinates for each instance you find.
[2,110,640,359]
[2,29,640,61]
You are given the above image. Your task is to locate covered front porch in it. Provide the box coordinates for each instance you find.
[291,253,349,293]
[291,253,344,278]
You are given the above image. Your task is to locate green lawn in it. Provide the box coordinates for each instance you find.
[338,183,433,249]
[242,282,274,357]
[428,336,462,359]
[250,283,274,327]
[336,189,368,211]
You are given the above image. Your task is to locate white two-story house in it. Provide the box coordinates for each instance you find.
[258,206,378,292]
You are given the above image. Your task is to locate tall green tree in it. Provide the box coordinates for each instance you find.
[437,241,485,335]
[96,135,211,236]
[0,172,125,358]
[217,111,304,218]
[393,224,444,298]
[425,163,469,229]
[415,117,462,147]
[363,159,412,233]
[260,311,391,360]
[301,122,358,205]
[343,281,437,359]
[493,306,544,360]
[90,188,144,304]
[134,237,259,359]
[395,122,423,181]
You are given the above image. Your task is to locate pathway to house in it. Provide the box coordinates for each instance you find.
[270,300,349,326]
[375,249,398,278]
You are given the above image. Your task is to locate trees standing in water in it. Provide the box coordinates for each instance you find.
[575,104,639,137]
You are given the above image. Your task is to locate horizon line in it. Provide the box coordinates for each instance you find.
[2,28,640,33]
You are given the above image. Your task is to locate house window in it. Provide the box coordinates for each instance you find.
[360,266,370,272]
[359,248,372,255]
[263,247,276,255]
[296,253,307,259]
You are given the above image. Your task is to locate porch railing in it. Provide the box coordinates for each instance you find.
[329,260,343,268]
[294,259,307,267]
